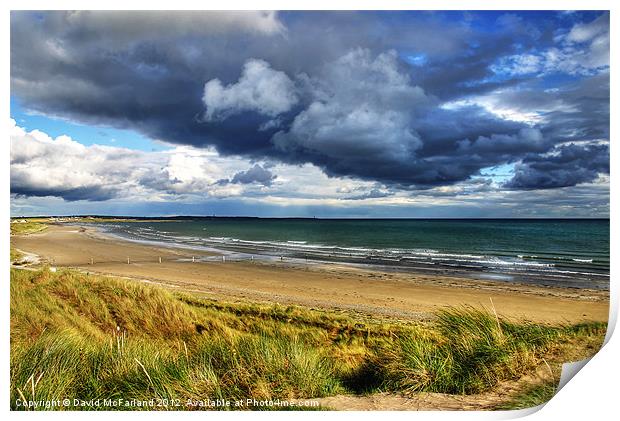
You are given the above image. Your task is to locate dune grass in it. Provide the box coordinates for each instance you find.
[373,307,578,394]
[10,220,48,236]
[10,248,24,263]
[10,267,606,411]
[496,381,557,410]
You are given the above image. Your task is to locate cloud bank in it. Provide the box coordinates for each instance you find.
[10,11,609,216]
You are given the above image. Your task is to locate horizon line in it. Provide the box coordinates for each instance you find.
[10,215,611,221]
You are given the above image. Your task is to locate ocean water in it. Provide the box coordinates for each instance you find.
[96,218,610,290]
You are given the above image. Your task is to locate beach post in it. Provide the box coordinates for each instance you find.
[158,256,162,264]
[192,256,195,263]
[127,257,130,264]
[251,255,254,262]
[222,256,226,263]
[90,257,94,265]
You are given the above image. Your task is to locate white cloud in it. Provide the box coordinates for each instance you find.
[10,120,141,200]
[566,14,608,43]
[274,49,428,161]
[492,54,542,75]
[203,59,299,120]
[443,87,577,125]
[10,120,258,201]
[492,13,609,77]
[9,120,382,204]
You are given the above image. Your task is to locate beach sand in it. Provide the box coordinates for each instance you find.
[12,224,609,324]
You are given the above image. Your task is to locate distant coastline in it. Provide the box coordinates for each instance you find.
[10,215,612,221]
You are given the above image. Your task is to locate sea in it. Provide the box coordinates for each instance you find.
[93,218,610,290]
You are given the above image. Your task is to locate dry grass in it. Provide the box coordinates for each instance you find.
[10,220,48,236]
[10,267,606,411]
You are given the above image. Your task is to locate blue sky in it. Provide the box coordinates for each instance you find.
[11,98,167,152]
[10,10,609,217]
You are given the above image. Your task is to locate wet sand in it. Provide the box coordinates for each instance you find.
[12,224,609,324]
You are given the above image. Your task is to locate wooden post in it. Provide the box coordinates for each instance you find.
[127,257,130,264]
[90,257,94,265]
[158,256,162,264]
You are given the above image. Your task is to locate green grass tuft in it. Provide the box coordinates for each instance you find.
[372,307,576,395]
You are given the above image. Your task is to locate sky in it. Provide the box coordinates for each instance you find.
[9,10,610,217]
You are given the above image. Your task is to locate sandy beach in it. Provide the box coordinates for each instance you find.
[12,224,609,324]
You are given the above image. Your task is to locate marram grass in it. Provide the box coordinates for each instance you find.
[374,307,566,394]
[10,267,605,410]
[10,220,48,236]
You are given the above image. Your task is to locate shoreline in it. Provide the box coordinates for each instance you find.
[87,220,610,291]
[11,224,610,324]
[77,221,610,292]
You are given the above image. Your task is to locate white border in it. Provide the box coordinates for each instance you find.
[3,2,616,420]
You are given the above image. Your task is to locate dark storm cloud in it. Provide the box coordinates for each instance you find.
[477,72,610,144]
[10,11,610,195]
[540,72,610,142]
[10,184,119,202]
[506,143,609,189]
[230,164,275,186]
[345,189,392,200]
